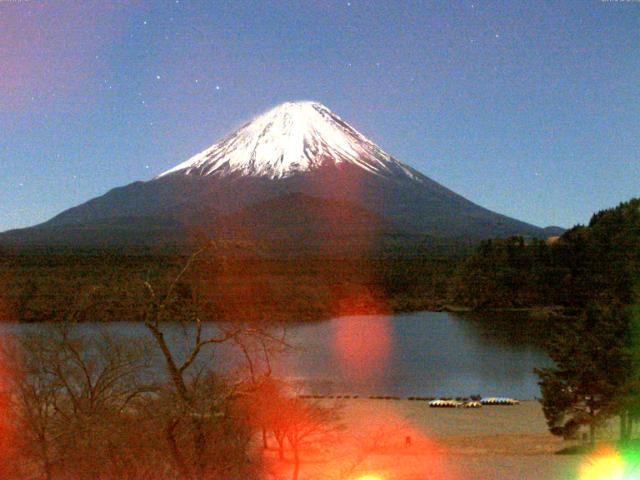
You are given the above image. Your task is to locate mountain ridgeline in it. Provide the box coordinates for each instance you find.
[0,101,559,252]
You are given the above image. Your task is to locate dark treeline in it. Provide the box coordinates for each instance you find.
[449,198,640,312]
[2,198,638,324]
[0,249,462,323]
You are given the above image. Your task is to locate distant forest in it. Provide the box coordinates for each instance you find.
[0,197,638,324]
[0,250,461,323]
[450,197,640,313]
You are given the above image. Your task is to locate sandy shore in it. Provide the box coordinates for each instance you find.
[264,399,587,480]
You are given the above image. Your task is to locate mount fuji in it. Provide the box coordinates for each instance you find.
[158,101,421,181]
[0,101,560,251]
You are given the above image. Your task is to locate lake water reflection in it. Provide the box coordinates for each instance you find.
[280,311,551,399]
[1,311,551,399]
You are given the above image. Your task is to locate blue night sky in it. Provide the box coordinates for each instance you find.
[1,0,638,232]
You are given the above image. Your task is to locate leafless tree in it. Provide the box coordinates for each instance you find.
[139,245,287,479]
[1,245,288,480]
[234,327,289,449]
[1,334,58,480]
[244,378,342,480]
[285,397,342,480]
[1,326,154,480]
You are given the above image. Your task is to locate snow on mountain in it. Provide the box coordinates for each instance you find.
[0,100,552,247]
[158,101,420,181]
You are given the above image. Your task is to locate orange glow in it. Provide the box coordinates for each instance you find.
[0,344,16,477]
[262,403,460,480]
[0,277,18,475]
[579,446,625,480]
[332,313,392,382]
[342,400,459,480]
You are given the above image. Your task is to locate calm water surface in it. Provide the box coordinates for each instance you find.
[280,311,551,399]
[2,312,551,399]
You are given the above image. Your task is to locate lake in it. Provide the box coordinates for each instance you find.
[279,311,551,399]
[0,311,551,399]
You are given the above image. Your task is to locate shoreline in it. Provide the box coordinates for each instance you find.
[266,398,587,480]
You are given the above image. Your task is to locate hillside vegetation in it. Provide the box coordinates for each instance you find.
[1,198,637,324]
[0,249,460,323]
[449,198,640,311]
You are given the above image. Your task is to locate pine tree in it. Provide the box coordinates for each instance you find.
[536,303,630,445]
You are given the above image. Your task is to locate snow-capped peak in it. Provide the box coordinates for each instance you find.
[158,101,419,181]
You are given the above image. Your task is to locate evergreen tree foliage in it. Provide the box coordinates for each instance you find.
[536,303,630,443]
[449,197,640,310]
[531,198,640,443]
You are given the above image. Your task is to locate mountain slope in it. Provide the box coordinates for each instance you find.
[158,101,420,181]
[0,101,555,250]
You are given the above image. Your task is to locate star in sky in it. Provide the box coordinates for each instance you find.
[0,1,637,232]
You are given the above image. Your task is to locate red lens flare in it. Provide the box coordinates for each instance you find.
[345,400,460,480]
[332,313,392,383]
[0,359,14,477]
[0,278,17,477]
[263,399,461,480]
